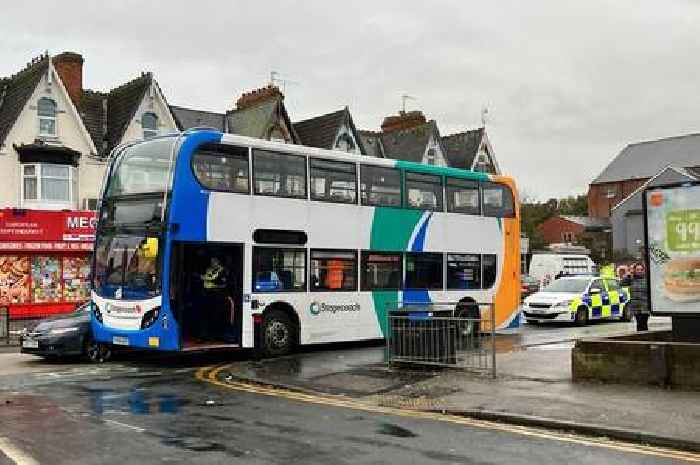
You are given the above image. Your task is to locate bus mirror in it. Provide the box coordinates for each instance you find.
[143,237,159,258]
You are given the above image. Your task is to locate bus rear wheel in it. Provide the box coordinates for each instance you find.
[262,310,296,357]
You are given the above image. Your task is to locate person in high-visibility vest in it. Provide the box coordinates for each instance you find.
[199,257,228,340]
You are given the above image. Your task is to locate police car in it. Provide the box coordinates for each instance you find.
[522,275,631,325]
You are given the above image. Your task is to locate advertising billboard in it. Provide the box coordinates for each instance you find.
[645,182,700,314]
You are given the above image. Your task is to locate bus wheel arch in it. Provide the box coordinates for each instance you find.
[261,302,300,357]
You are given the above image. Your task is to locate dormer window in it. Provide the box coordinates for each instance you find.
[38,97,57,137]
[142,112,159,139]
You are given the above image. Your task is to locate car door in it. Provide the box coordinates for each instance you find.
[587,279,606,319]
[605,279,623,318]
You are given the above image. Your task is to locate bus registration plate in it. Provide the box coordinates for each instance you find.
[112,336,129,346]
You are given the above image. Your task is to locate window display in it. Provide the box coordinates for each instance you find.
[0,256,30,305]
[63,256,91,302]
[32,256,62,303]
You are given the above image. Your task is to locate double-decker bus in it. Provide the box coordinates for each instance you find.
[91,129,520,355]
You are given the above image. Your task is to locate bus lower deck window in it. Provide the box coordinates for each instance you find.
[253,247,306,292]
[405,253,443,289]
[361,252,402,290]
[310,250,357,291]
[447,254,482,289]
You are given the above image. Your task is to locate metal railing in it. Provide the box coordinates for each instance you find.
[386,301,496,377]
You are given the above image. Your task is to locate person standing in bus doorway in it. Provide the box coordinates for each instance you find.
[629,263,650,331]
[200,257,228,340]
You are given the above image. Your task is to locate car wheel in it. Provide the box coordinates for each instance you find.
[262,310,296,357]
[575,306,589,327]
[85,339,111,363]
[621,305,632,322]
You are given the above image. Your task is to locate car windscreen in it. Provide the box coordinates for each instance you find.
[542,279,589,293]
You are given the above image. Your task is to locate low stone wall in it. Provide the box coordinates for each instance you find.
[572,331,700,389]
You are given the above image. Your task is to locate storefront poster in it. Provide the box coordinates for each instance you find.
[0,209,96,252]
[646,184,700,314]
[63,256,91,302]
[31,256,62,303]
[0,256,30,305]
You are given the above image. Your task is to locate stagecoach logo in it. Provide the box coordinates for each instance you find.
[115,287,123,300]
[309,301,360,316]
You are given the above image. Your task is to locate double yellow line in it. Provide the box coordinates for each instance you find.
[196,365,700,463]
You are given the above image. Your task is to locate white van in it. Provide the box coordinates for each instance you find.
[528,254,596,286]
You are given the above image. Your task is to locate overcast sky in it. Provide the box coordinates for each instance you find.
[3,1,700,200]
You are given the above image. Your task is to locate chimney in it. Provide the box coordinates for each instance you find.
[52,52,84,106]
[381,110,427,133]
[235,85,283,110]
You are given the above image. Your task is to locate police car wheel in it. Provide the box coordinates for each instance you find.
[574,307,588,327]
[262,310,296,357]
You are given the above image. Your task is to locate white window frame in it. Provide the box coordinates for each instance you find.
[21,163,77,209]
[142,112,159,139]
[37,97,57,137]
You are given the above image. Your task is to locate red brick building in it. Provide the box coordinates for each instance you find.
[537,215,610,246]
[589,134,700,218]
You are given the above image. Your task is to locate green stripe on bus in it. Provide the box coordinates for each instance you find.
[395,160,491,181]
[369,207,424,336]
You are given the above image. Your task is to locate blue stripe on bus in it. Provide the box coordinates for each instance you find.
[160,130,222,350]
[410,212,432,252]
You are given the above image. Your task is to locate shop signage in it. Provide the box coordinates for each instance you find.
[0,209,96,252]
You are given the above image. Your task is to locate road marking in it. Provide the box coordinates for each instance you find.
[103,419,146,433]
[196,365,700,463]
[0,437,39,465]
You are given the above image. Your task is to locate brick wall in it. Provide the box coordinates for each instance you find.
[587,178,648,218]
[537,216,585,245]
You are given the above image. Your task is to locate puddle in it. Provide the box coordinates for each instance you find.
[88,388,188,415]
[377,422,418,438]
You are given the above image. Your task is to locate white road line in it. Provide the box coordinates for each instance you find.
[0,437,39,465]
[103,419,145,433]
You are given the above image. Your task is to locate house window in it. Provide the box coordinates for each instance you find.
[37,97,57,137]
[335,133,356,153]
[22,164,76,205]
[562,232,575,243]
[426,148,436,165]
[142,113,159,139]
[606,187,617,199]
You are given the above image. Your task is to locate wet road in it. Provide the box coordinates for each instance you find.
[0,343,691,465]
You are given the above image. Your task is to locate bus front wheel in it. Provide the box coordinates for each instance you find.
[262,310,296,357]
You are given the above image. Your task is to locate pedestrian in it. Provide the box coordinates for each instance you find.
[629,263,650,331]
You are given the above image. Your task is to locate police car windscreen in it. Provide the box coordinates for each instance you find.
[543,279,589,293]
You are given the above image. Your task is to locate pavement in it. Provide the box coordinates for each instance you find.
[219,316,700,451]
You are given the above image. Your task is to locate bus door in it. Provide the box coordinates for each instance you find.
[171,241,244,348]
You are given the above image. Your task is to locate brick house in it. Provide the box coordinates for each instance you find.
[0,51,178,210]
[589,133,700,218]
[537,215,610,246]
[171,85,300,144]
[357,110,500,173]
[0,51,177,315]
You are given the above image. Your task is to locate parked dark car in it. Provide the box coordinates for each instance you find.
[20,302,111,362]
[520,274,540,300]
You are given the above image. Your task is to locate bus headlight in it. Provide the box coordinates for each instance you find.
[141,307,160,330]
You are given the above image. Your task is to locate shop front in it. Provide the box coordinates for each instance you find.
[0,209,96,318]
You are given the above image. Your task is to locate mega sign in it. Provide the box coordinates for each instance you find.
[645,184,700,314]
[0,209,97,251]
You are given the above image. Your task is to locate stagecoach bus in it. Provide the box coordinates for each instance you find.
[91,129,521,355]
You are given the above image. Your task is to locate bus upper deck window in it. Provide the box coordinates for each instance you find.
[482,182,515,218]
